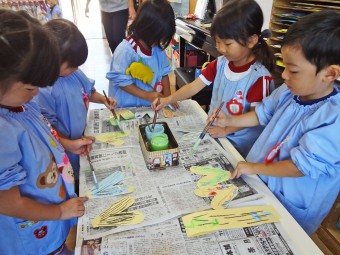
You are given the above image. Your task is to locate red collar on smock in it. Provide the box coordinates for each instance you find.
[229,59,256,73]
[126,36,152,56]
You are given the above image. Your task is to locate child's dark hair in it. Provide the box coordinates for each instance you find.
[128,0,175,50]
[0,10,60,95]
[45,19,88,68]
[211,0,275,71]
[282,11,340,74]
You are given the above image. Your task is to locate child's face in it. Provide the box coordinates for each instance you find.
[215,36,254,66]
[281,45,333,101]
[46,0,57,7]
[0,81,38,107]
[60,62,78,77]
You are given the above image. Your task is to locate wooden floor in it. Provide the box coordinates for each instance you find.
[66,38,337,255]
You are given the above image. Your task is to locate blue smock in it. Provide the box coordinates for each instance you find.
[34,70,95,178]
[204,56,273,157]
[0,102,76,254]
[247,84,340,235]
[107,39,172,107]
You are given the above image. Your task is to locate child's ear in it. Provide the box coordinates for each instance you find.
[247,35,259,49]
[323,65,340,83]
[60,62,68,74]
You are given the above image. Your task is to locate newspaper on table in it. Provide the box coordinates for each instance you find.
[76,100,283,254]
[77,218,296,255]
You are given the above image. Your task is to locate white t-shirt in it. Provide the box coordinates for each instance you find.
[99,0,128,13]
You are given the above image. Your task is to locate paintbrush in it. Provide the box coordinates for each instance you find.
[144,115,153,132]
[190,102,224,157]
[151,97,160,130]
[87,153,99,189]
[102,90,124,133]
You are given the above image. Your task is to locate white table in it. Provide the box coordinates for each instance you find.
[75,100,322,255]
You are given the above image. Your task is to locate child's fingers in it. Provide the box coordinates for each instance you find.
[230,169,238,179]
[83,136,95,142]
[151,98,159,110]
[77,196,89,203]
[81,137,95,145]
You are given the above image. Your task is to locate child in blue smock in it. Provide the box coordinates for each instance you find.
[209,11,340,235]
[107,0,176,108]
[153,0,275,157]
[46,0,62,20]
[34,19,116,179]
[0,10,90,254]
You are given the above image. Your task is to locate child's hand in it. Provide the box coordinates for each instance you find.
[58,196,88,219]
[208,108,229,127]
[230,161,256,179]
[208,126,228,138]
[147,91,163,103]
[104,96,117,109]
[78,136,95,156]
[61,136,94,156]
[151,96,171,111]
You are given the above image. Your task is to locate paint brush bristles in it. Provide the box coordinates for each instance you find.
[190,102,224,157]
[102,90,124,133]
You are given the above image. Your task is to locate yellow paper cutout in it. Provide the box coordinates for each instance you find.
[116,109,135,120]
[163,108,174,118]
[194,184,238,210]
[95,132,129,146]
[162,108,185,118]
[182,205,281,237]
[92,196,144,228]
[190,166,230,187]
[109,110,134,126]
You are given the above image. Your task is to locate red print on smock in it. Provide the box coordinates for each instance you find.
[226,90,244,115]
[154,81,164,93]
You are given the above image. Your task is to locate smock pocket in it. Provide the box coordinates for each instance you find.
[275,191,308,228]
[15,219,69,255]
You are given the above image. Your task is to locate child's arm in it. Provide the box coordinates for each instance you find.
[59,137,94,157]
[161,75,180,109]
[120,84,162,103]
[0,186,88,220]
[161,75,171,98]
[90,91,117,109]
[209,109,260,128]
[152,77,206,111]
[208,126,246,138]
[208,107,259,138]
[230,160,304,179]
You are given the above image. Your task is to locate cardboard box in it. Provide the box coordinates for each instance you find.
[139,122,179,170]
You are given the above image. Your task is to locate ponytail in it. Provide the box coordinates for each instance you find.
[253,29,276,72]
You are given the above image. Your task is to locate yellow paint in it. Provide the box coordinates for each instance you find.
[194,184,238,209]
[95,132,129,146]
[92,196,144,228]
[182,205,281,237]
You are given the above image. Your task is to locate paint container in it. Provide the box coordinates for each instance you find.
[145,124,164,141]
[139,122,179,170]
[151,134,169,151]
